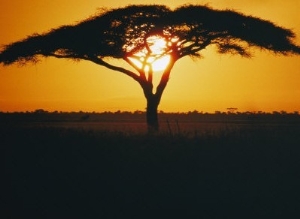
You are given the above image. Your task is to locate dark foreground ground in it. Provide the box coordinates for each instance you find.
[2,112,300,218]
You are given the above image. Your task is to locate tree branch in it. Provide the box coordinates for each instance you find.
[155,57,175,103]
[179,41,206,58]
[123,56,147,81]
[50,53,142,83]
[90,56,142,83]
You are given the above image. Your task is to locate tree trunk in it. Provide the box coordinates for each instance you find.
[141,57,175,133]
[146,95,159,133]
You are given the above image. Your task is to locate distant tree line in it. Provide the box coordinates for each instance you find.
[0,109,299,115]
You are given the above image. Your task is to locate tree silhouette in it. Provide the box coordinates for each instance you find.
[1,5,300,131]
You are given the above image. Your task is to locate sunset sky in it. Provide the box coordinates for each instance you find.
[1,0,300,113]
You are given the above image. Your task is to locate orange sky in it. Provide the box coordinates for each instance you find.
[1,0,300,113]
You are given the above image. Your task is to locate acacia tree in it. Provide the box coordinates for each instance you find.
[1,5,300,131]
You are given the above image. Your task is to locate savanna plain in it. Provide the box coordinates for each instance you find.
[2,111,300,218]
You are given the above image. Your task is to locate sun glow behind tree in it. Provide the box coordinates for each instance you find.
[127,35,180,72]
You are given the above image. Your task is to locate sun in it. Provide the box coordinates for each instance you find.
[128,54,171,72]
[128,35,172,72]
[151,55,171,71]
[146,36,167,55]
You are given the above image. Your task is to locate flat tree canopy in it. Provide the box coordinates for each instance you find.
[1,5,299,66]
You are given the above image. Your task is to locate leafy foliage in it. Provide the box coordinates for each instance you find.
[1,4,299,66]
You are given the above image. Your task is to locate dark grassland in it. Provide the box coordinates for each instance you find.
[2,112,300,218]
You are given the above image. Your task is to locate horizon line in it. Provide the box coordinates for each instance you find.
[1,109,299,115]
